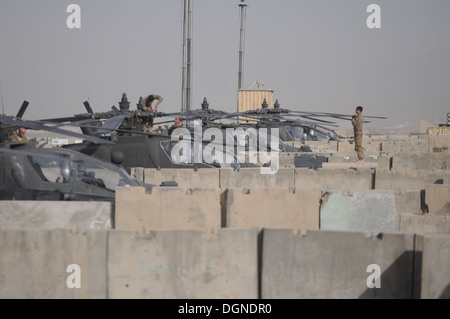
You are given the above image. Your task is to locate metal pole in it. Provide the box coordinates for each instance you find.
[0,81,4,115]
[238,0,247,92]
[181,0,187,113]
[186,0,193,112]
[237,0,247,118]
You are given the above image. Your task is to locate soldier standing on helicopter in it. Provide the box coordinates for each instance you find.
[351,106,364,161]
[140,94,163,132]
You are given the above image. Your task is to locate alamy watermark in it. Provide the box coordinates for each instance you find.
[66,264,81,288]
[366,264,381,289]
[66,4,381,30]
[170,126,280,174]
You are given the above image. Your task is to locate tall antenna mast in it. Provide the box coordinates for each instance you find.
[237,0,248,113]
[181,0,193,113]
[186,0,193,112]
[181,0,187,113]
[0,81,5,115]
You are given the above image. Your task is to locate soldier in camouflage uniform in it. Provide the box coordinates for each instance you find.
[9,127,29,143]
[351,106,364,161]
[140,94,163,132]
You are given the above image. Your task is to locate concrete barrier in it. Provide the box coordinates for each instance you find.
[294,168,373,192]
[376,169,444,191]
[425,185,450,214]
[219,168,294,189]
[115,187,222,234]
[394,190,422,214]
[320,191,401,232]
[337,140,381,154]
[428,135,450,153]
[261,229,419,298]
[320,191,421,232]
[326,153,390,170]
[320,191,351,230]
[445,172,450,185]
[107,229,259,298]
[289,140,338,153]
[224,188,320,232]
[392,153,449,171]
[381,140,428,153]
[349,191,398,233]
[421,234,450,299]
[144,168,220,188]
[130,167,144,183]
[0,201,113,231]
[278,152,328,168]
[400,213,450,234]
[0,229,107,298]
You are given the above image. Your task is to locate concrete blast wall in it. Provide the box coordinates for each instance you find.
[375,170,444,191]
[219,168,295,189]
[107,229,259,299]
[0,201,113,231]
[144,168,220,188]
[133,167,447,194]
[400,214,450,235]
[294,168,373,192]
[115,187,319,233]
[391,153,450,171]
[261,229,420,299]
[224,188,320,232]
[425,185,450,214]
[115,187,222,234]
[1,228,450,299]
[0,229,107,299]
[421,234,450,299]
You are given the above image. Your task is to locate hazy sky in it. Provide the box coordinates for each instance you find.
[1,0,449,128]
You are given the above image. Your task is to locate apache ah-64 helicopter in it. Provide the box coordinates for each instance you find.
[42,94,245,170]
[36,92,387,172]
[0,101,175,201]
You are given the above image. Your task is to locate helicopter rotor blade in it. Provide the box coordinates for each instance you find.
[0,117,115,145]
[83,101,94,114]
[15,100,29,119]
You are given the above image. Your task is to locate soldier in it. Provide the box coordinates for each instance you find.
[351,106,364,161]
[168,116,182,135]
[140,94,163,132]
[10,127,29,143]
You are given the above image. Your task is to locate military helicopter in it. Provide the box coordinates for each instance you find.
[40,92,387,171]
[59,122,246,171]
[34,94,249,170]
[0,102,180,201]
[0,100,116,146]
[0,137,176,201]
[230,98,388,143]
[40,93,167,136]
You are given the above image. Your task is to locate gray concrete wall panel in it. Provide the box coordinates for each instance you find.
[0,201,113,231]
[400,214,450,234]
[425,185,450,214]
[349,191,398,233]
[224,188,320,232]
[376,170,444,191]
[219,168,294,189]
[0,229,107,298]
[107,229,259,299]
[421,234,450,299]
[320,192,351,230]
[144,168,219,188]
[261,229,418,299]
[392,153,449,171]
[295,168,372,192]
[115,187,221,233]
